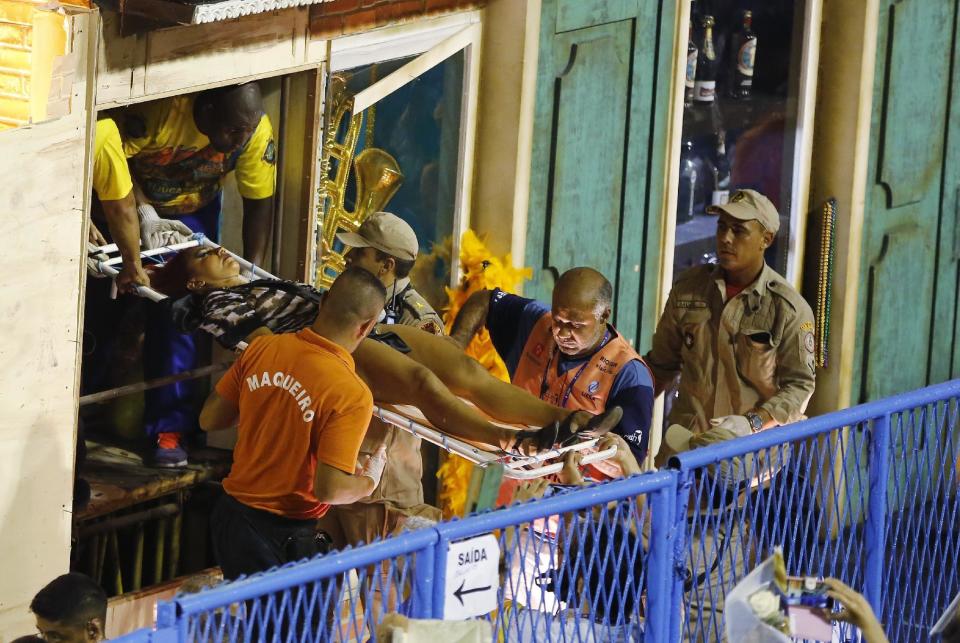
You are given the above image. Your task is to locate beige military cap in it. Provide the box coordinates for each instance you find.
[707,189,780,234]
[338,211,419,261]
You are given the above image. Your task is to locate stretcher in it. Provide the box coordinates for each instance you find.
[88,235,618,480]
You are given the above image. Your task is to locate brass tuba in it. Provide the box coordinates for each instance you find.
[315,73,404,289]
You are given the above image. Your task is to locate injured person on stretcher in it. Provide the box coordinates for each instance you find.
[147,245,622,454]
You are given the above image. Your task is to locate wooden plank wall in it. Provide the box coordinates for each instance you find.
[95,8,318,108]
[0,9,95,636]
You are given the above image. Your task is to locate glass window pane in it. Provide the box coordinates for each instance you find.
[673,0,807,279]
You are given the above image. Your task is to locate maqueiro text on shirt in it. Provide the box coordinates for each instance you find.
[246,371,315,422]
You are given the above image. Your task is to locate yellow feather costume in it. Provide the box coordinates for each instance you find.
[432,230,531,518]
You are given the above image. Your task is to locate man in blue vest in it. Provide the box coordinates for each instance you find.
[451,267,654,473]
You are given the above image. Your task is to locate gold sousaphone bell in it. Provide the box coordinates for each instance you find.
[316,74,404,289]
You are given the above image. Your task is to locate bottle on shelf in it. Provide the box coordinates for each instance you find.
[693,15,717,103]
[710,130,731,207]
[677,138,698,224]
[685,22,698,108]
[729,10,757,99]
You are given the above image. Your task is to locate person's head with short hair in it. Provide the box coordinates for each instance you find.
[30,573,107,643]
[707,189,778,281]
[194,82,265,154]
[550,267,613,357]
[313,267,387,352]
[338,212,418,288]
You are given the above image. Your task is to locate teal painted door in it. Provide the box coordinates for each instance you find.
[857,0,960,402]
[526,0,677,349]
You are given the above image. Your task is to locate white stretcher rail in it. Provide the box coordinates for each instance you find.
[372,404,619,480]
[90,237,618,479]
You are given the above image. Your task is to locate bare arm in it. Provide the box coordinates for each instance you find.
[101,191,149,292]
[313,461,376,505]
[199,389,239,432]
[241,196,273,268]
[449,289,493,348]
[823,578,889,643]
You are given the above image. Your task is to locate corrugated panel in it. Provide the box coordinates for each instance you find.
[119,0,336,25]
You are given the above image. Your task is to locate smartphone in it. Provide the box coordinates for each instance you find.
[784,576,834,609]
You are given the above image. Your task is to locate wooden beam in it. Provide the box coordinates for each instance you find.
[297,66,324,282]
[117,0,196,26]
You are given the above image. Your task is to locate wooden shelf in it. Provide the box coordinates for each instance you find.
[682,90,788,141]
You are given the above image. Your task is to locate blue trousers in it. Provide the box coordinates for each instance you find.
[143,196,221,438]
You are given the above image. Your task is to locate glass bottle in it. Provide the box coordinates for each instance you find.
[685,22,698,107]
[694,15,717,103]
[729,10,757,99]
[710,130,731,207]
[677,139,698,224]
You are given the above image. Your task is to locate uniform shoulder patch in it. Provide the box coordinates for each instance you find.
[800,321,814,332]
[417,319,444,335]
[262,139,277,165]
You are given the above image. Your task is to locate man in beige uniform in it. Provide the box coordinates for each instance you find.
[646,189,816,459]
[320,211,444,548]
[648,190,818,601]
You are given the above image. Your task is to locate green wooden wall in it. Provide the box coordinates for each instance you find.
[855,0,960,402]
[525,0,678,350]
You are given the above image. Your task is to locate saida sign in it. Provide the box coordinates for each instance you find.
[443,534,500,619]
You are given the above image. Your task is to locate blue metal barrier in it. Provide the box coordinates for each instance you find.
[430,470,677,642]
[112,379,960,643]
[668,379,960,643]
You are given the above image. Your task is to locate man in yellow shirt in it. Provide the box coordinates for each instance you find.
[94,82,277,466]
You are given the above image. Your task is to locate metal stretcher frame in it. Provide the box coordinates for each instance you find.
[88,235,618,479]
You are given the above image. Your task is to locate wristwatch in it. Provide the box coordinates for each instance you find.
[745,411,763,434]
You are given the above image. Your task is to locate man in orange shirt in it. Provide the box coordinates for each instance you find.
[199,267,387,579]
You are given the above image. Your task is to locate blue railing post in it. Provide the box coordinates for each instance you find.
[864,413,892,621]
[432,534,449,619]
[410,543,435,618]
[152,600,180,642]
[646,471,678,643]
[668,466,695,643]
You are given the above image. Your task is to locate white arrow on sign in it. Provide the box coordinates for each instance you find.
[443,533,500,620]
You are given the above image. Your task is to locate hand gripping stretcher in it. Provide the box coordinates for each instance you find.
[88,235,618,480]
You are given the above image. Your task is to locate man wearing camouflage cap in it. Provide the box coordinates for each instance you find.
[338,211,445,334]
[646,189,816,463]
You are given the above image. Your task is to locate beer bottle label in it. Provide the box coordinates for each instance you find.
[711,189,730,206]
[686,51,698,89]
[738,39,757,77]
[694,80,716,102]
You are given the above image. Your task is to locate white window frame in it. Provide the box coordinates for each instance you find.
[326,11,483,287]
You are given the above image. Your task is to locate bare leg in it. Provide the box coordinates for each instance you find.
[382,325,569,427]
[354,338,517,452]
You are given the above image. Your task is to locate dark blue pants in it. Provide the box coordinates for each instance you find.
[210,493,326,580]
[143,196,221,438]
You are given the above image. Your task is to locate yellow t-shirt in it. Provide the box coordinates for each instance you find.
[92,118,134,201]
[118,94,276,216]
